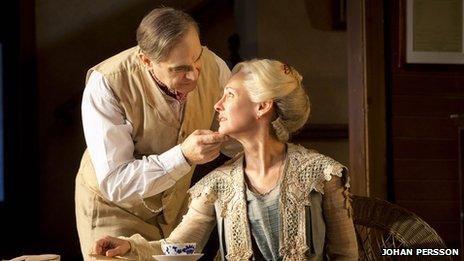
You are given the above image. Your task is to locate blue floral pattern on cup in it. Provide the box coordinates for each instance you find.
[162,243,196,255]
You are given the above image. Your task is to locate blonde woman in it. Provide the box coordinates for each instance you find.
[92,59,358,260]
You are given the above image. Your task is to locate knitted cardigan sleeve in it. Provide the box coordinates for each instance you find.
[322,173,358,260]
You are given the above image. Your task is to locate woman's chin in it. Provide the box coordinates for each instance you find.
[218,126,235,136]
[217,128,228,135]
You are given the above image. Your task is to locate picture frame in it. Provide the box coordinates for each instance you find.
[406,0,464,64]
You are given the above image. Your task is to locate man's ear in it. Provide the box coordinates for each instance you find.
[138,52,153,69]
[257,100,274,118]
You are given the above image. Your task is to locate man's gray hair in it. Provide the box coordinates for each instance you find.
[136,7,199,62]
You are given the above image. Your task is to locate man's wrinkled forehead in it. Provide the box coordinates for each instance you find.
[167,46,203,70]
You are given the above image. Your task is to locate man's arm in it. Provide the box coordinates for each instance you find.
[82,71,192,203]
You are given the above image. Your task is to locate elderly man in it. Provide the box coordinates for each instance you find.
[75,7,233,258]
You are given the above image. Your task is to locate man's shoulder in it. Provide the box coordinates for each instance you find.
[90,46,142,76]
[200,46,226,72]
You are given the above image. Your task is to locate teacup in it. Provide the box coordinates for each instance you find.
[161,242,196,255]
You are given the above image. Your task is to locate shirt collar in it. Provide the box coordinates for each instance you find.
[150,70,187,102]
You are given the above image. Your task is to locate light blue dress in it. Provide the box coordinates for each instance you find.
[246,182,283,260]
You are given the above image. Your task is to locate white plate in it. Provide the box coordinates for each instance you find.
[152,254,203,261]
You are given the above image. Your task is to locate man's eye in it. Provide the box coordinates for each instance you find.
[227,92,234,97]
[172,66,191,73]
[174,68,186,73]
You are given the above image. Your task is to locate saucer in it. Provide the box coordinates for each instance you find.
[152,254,203,261]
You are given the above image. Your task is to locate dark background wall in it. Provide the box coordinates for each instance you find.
[0,0,40,258]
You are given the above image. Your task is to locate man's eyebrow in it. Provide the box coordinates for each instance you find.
[170,65,191,71]
[169,48,203,71]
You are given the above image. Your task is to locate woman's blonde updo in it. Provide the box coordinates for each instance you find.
[231,59,310,142]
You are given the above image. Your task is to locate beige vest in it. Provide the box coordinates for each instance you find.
[77,46,222,236]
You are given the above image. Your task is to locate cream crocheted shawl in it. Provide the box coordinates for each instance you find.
[188,143,349,261]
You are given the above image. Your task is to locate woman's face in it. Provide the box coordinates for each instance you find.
[214,72,258,138]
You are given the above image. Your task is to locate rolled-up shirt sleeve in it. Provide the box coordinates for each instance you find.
[82,71,191,203]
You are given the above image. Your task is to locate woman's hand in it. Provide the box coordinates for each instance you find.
[91,235,131,257]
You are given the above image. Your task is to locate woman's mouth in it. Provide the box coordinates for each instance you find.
[218,116,227,122]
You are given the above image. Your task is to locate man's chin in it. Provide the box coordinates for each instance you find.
[177,84,197,94]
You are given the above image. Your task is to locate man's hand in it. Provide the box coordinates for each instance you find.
[181,130,229,165]
[90,235,131,257]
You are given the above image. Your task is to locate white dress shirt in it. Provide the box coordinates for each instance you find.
[81,53,231,203]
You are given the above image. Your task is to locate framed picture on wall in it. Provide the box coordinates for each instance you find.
[406,0,464,64]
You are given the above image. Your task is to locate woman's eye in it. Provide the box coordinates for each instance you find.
[227,92,234,97]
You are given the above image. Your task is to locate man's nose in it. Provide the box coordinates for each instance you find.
[186,67,199,81]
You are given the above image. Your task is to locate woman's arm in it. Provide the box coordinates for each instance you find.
[322,174,358,260]
[164,192,217,249]
[91,194,217,259]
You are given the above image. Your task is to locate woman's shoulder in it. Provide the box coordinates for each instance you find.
[188,152,243,200]
[287,143,345,171]
[286,143,348,193]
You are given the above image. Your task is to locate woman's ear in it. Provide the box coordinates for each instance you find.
[256,100,273,119]
[138,52,154,69]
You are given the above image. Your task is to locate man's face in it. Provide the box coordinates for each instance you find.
[147,26,203,94]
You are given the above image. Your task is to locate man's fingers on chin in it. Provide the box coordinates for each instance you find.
[194,129,213,135]
[199,148,221,157]
[211,134,228,142]
[201,132,227,143]
[200,137,219,144]
[202,144,222,151]
[206,152,220,162]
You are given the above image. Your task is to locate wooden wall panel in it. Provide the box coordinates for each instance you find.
[397,200,459,222]
[392,139,457,159]
[387,0,463,249]
[392,95,464,117]
[392,117,456,138]
[392,74,464,96]
[394,181,459,201]
[393,159,457,180]
[430,222,461,248]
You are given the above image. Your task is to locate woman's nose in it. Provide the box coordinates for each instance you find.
[214,97,224,112]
